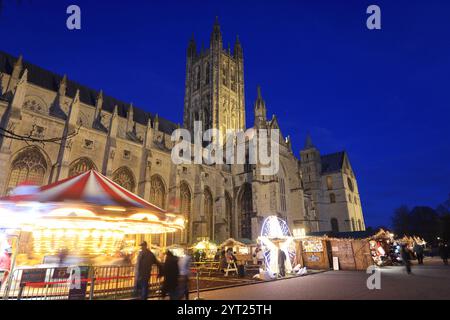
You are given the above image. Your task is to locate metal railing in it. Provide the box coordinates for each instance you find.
[1,265,161,300]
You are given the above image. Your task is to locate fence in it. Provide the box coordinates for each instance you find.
[1,265,161,300]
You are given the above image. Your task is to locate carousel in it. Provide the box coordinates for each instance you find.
[0,170,184,267]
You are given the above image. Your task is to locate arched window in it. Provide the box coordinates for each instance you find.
[149,175,166,209]
[347,177,354,192]
[112,167,136,192]
[326,176,333,190]
[358,219,363,231]
[180,182,192,239]
[279,178,286,212]
[6,147,47,194]
[330,218,339,233]
[69,157,96,177]
[239,184,253,239]
[351,218,356,231]
[225,192,233,237]
[348,194,352,203]
[354,196,358,206]
[329,193,336,203]
[204,187,213,240]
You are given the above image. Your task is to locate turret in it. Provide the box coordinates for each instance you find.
[254,86,267,128]
[234,35,243,60]
[210,16,222,50]
[187,33,197,59]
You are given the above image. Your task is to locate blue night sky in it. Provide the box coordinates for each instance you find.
[1,0,449,228]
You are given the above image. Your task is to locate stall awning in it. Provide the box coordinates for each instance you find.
[1,170,164,213]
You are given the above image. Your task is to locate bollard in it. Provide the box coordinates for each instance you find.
[194,269,203,300]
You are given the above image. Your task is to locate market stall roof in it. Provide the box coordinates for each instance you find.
[220,238,247,248]
[1,170,165,213]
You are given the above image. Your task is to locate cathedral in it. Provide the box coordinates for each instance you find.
[0,20,366,245]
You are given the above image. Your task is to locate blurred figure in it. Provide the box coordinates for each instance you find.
[438,241,449,265]
[134,241,159,300]
[278,249,286,277]
[219,250,227,273]
[161,250,179,300]
[226,248,237,263]
[214,249,220,261]
[256,248,265,266]
[178,249,192,300]
[413,242,424,265]
[57,248,69,266]
[0,247,12,285]
[401,244,412,274]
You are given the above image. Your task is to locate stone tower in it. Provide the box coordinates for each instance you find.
[183,17,245,141]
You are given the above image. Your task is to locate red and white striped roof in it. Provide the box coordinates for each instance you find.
[2,170,165,213]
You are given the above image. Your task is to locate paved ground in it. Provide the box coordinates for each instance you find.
[198,258,450,300]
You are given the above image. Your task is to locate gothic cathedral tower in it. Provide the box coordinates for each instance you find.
[183,18,245,140]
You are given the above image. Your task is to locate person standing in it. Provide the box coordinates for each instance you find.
[401,244,412,274]
[178,249,192,300]
[413,242,424,265]
[134,241,159,300]
[161,250,180,300]
[439,241,449,265]
[278,249,286,277]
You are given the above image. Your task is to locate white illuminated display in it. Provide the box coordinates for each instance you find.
[258,216,296,276]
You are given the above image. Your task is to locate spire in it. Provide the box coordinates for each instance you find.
[127,103,134,132]
[210,16,222,49]
[254,85,266,111]
[153,113,159,132]
[58,74,67,96]
[109,105,119,137]
[234,35,243,58]
[187,33,196,58]
[254,85,267,127]
[95,90,103,119]
[67,89,80,126]
[10,69,28,113]
[305,133,314,149]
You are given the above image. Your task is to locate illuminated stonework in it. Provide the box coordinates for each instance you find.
[0,20,366,244]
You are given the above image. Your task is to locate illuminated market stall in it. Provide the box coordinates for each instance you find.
[0,170,184,267]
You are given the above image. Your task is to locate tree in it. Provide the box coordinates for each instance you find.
[392,205,411,237]
[392,205,440,243]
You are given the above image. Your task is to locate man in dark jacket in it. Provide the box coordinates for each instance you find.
[401,244,412,274]
[134,241,158,300]
[161,250,180,300]
[413,242,424,265]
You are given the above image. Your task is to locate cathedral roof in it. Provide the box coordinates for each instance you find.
[0,51,177,135]
[320,151,346,174]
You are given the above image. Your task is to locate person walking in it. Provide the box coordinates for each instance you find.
[401,243,412,274]
[438,241,449,265]
[178,249,192,300]
[161,250,180,300]
[134,241,159,300]
[413,242,424,265]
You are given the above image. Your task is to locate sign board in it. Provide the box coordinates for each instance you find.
[68,266,90,300]
[333,257,339,271]
[302,240,323,253]
[307,254,320,262]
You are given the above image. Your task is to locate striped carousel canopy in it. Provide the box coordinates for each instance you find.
[2,170,165,213]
